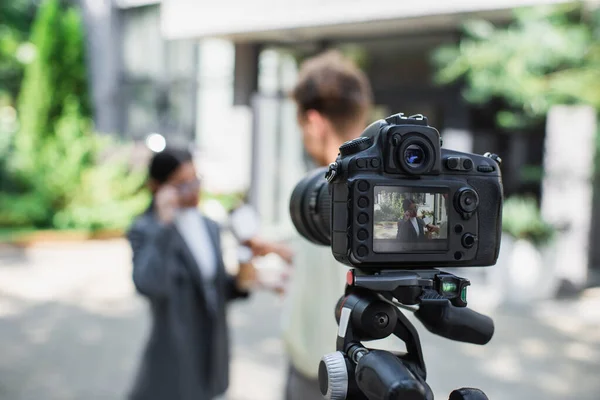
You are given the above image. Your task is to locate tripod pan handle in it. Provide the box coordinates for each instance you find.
[414,302,494,345]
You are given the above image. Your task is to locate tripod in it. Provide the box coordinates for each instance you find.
[319,269,495,400]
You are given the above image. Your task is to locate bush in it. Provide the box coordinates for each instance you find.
[0,0,149,232]
[0,98,149,231]
[502,196,555,246]
[376,203,402,222]
[432,3,600,130]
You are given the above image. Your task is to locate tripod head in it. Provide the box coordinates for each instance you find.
[319,269,494,400]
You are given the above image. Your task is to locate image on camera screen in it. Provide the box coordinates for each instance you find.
[373,186,449,253]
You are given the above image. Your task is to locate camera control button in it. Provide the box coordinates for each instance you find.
[477,164,495,173]
[371,158,381,168]
[461,233,477,248]
[357,213,369,224]
[454,224,464,234]
[446,157,460,170]
[357,229,369,241]
[462,158,474,170]
[357,246,369,257]
[358,197,369,208]
[357,180,370,192]
[356,158,367,168]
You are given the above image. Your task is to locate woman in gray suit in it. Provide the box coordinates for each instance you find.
[127,148,258,400]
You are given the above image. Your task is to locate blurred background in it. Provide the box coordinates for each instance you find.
[1,0,599,399]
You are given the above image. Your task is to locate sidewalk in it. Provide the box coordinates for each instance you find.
[0,239,598,400]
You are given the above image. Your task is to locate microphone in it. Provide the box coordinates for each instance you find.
[414,301,494,345]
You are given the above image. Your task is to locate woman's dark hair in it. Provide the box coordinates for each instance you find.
[148,147,193,184]
[402,198,415,211]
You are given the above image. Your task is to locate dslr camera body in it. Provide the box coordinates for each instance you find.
[289,113,502,400]
[323,113,503,270]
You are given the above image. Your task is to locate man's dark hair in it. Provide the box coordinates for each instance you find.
[291,50,373,137]
[148,147,192,183]
[403,198,415,212]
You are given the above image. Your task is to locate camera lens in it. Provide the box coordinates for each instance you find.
[404,144,425,168]
[455,188,479,214]
[289,167,331,246]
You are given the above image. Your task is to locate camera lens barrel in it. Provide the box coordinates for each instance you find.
[289,167,332,246]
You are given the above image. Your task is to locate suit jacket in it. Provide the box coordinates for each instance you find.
[398,217,426,242]
[126,212,248,400]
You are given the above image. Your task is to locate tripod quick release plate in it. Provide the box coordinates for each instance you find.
[346,269,470,307]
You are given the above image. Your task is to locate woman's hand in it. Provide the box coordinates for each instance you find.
[253,265,292,296]
[154,186,179,224]
[426,224,440,233]
[236,262,258,291]
[245,237,294,264]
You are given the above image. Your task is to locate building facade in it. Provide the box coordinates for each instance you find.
[81,0,197,147]
[82,0,599,287]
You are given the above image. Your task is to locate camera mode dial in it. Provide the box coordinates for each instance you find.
[455,188,479,219]
[340,137,373,157]
[484,152,502,166]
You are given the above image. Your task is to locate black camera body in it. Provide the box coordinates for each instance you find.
[325,113,503,270]
[290,113,500,400]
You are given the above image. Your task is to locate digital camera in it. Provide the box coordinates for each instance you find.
[289,113,503,270]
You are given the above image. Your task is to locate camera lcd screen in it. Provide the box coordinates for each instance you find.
[373,186,449,253]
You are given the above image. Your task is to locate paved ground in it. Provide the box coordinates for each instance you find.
[0,240,599,400]
[373,223,398,239]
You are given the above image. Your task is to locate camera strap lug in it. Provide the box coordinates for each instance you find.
[326,162,339,182]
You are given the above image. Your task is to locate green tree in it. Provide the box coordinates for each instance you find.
[14,0,91,175]
[432,2,600,129]
[0,0,148,231]
[0,0,36,103]
[431,3,600,244]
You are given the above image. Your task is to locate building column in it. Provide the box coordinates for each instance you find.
[541,105,597,291]
[79,0,122,135]
[195,39,253,195]
[233,43,260,106]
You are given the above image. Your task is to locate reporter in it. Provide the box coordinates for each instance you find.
[127,148,256,400]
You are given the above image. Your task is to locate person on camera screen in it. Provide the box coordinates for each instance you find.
[282,50,374,400]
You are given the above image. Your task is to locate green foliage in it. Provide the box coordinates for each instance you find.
[0,0,148,232]
[502,196,555,246]
[0,0,35,102]
[375,203,401,223]
[432,3,599,247]
[0,99,149,230]
[375,191,409,222]
[432,3,600,129]
[15,0,91,175]
[520,164,545,184]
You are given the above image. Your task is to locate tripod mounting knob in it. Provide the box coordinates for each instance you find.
[319,352,349,400]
